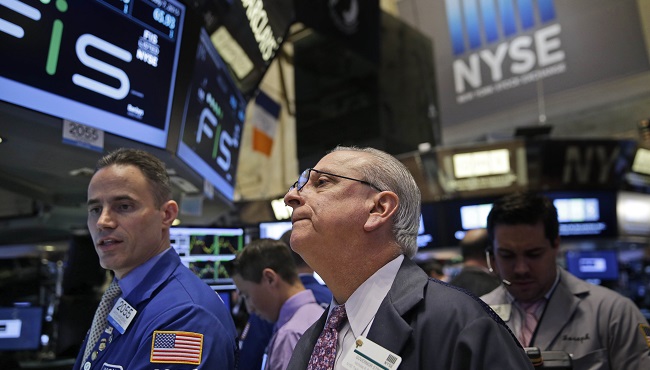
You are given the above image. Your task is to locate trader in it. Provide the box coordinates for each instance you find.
[284,146,533,369]
[74,148,238,370]
[482,191,650,369]
[231,238,324,370]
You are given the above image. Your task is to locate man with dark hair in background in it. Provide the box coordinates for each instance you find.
[231,238,324,370]
[76,147,237,370]
[449,228,500,296]
[481,191,650,369]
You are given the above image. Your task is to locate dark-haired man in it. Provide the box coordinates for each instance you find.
[482,191,650,369]
[75,148,237,370]
[231,238,324,370]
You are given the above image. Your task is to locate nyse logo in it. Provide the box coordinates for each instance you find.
[444,0,566,101]
[0,1,150,100]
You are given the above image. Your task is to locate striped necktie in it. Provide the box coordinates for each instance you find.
[83,279,121,361]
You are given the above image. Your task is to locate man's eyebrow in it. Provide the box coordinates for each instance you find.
[86,195,135,206]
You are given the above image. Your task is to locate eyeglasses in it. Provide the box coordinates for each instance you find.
[289,168,382,193]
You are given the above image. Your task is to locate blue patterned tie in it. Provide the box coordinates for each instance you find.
[307,304,347,370]
[83,279,121,361]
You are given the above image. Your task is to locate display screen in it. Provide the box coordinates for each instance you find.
[417,203,439,248]
[436,197,497,247]
[0,306,42,351]
[565,250,619,281]
[258,221,292,240]
[177,28,247,202]
[0,0,185,148]
[545,191,618,238]
[170,227,245,286]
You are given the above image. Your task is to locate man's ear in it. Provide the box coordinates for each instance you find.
[364,191,399,232]
[262,268,277,286]
[161,200,179,227]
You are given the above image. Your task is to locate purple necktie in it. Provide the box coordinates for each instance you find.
[307,304,347,370]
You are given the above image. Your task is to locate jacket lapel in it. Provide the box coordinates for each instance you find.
[366,258,426,354]
[535,269,585,349]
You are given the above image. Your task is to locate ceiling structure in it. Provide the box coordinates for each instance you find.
[2,0,650,247]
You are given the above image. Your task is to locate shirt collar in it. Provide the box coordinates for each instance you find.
[117,247,171,296]
[332,255,404,338]
[275,289,317,331]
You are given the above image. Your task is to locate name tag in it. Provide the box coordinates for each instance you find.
[108,298,137,334]
[490,304,512,322]
[342,336,402,370]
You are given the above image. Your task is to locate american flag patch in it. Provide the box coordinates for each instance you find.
[150,331,203,365]
[640,324,650,349]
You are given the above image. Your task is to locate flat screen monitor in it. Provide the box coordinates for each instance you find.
[170,227,245,286]
[258,221,292,240]
[544,191,618,238]
[0,306,42,351]
[177,28,247,202]
[0,0,186,148]
[418,203,440,248]
[437,197,496,247]
[565,250,619,281]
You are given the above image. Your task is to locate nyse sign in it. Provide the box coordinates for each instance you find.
[0,0,185,148]
[177,30,247,202]
[535,140,637,189]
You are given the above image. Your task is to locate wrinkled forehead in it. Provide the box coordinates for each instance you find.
[317,150,374,172]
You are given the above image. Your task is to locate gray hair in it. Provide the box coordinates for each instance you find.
[330,146,421,258]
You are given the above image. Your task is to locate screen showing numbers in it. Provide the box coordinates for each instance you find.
[177,28,248,202]
[0,0,185,148]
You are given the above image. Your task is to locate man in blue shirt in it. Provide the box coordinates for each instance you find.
[75,148,238,370]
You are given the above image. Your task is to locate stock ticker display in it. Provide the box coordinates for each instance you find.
[170,227,244,285]
[0,0,186,148]
[177,28,247,202]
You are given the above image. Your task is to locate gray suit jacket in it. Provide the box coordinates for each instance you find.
[287,257,533,369]
[482,268,650,370]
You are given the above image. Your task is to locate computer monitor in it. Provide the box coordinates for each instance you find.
[565,250,619,282]
[0,306,42,351]
[258,221,292,240]
[170,227,245,286]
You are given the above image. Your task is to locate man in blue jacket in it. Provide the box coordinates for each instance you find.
[74,148,238,370]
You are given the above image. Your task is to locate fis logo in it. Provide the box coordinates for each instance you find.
[446,0,557,55]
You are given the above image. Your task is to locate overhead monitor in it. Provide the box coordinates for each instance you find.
[170,226,245,287]
[198,0,295,100]
[544,191,618,238]
[0,0,186,148]
[177,28,247,202]
[0,306,43,351]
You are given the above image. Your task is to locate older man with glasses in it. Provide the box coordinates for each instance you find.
[283,146,534,370]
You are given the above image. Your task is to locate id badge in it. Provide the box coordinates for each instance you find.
[107,298,137,334]
[341,336,402,370]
